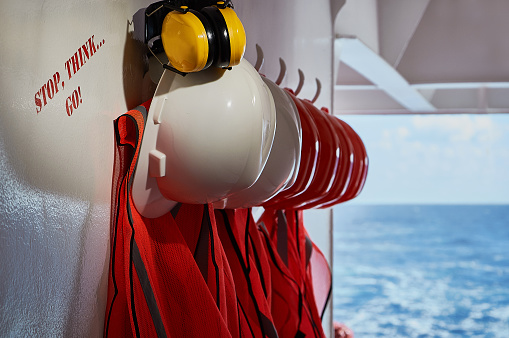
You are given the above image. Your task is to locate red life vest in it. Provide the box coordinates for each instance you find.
[105,102,239,337]
[257,209,330,338]
[215,208,278,337]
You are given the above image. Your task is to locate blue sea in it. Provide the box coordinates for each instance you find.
[332,205,509,337]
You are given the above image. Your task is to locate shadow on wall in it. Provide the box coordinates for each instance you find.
[122,20,157,111]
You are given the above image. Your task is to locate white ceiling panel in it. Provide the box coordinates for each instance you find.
[336,62,373,86]
[333,0,509,114]
[334,89,405,112]
[396,0,509,84]
[377,0,431,67]
[429,88,479,110]
[487,89,509,109]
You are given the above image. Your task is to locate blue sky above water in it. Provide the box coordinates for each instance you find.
[340,114,509,204]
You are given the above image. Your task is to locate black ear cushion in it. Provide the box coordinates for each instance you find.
[201,6,231,68]
[189,9,216,71]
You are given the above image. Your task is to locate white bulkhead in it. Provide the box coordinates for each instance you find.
[0,0,333,336]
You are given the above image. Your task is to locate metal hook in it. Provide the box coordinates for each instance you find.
[311,78,322,103]
[254,44,264,72]
[294,68,305,96]
[275,58,287,85]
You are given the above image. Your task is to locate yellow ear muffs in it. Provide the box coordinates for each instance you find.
[161,8,217,73]
[160,2,246,74]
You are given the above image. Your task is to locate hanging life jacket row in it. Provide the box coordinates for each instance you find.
[104,101,332,337]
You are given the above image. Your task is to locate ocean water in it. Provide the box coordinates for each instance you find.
[332,205,509,337]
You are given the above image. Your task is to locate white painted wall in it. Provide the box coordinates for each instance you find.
[335,0,379,53]
[0,0,334,336]
[0,1,155,336]
[236,0,332,109]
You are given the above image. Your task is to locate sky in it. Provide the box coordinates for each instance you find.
[339,114,509,205]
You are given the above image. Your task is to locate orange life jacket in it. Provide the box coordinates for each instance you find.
[105,102,239,337]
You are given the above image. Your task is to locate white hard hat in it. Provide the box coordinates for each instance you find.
[132,58,276,214]
[220,76,302,208]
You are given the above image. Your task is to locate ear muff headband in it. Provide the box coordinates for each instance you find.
[161,9,215,73]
